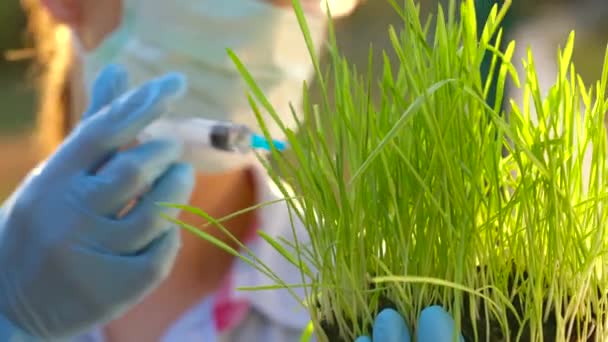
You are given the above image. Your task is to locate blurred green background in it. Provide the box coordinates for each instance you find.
[0,1,35,134]
[0,1,37,200]
[1,0,608,201]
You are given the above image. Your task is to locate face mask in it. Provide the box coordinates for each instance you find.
[76,0,327,173]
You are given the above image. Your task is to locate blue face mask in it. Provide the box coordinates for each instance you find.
[76,0,327,173]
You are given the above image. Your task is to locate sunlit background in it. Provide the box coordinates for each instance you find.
[0,1,36,200]
[2,0,608,201]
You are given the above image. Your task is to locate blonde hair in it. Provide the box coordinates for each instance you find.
[22,0,77,158]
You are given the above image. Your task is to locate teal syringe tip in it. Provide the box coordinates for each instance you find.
[251,133,288,152]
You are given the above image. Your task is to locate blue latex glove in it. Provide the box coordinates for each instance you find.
[355,306,465,342]
[0,64,195,339]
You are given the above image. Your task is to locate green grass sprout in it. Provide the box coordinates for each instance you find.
[167,0,608,340]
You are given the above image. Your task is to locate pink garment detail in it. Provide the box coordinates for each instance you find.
[213,274,252,332]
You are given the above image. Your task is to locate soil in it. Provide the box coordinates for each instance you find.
[319,266,602,342]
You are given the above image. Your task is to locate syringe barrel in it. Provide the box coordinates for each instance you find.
[163,118,252,153]
[139,117,253,153]
[205,120,251,153]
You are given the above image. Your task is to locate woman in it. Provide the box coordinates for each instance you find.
[21,0,459,340]
[24,0,356,341]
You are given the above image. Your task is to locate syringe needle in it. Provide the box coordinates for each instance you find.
[250,133,289,152]
[153,117,288,153]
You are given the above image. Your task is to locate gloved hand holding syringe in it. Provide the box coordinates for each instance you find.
[140,117,289,154]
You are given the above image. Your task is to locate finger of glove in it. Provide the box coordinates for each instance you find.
[82,64,129,120]
[88,139,184,216]
[354,336,372,342]
[94,163,194,254]
[416,306,464,342]
[61,230,181,322]
[62,72,187,172]
[130,228,181,285]
[373,309,411,342]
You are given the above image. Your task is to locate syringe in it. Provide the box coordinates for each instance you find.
[159,118,289,153]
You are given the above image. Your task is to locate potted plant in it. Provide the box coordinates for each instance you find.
[168,0,608,340]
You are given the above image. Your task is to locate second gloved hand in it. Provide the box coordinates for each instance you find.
[355,306,464,342]
[0,65,194,339]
